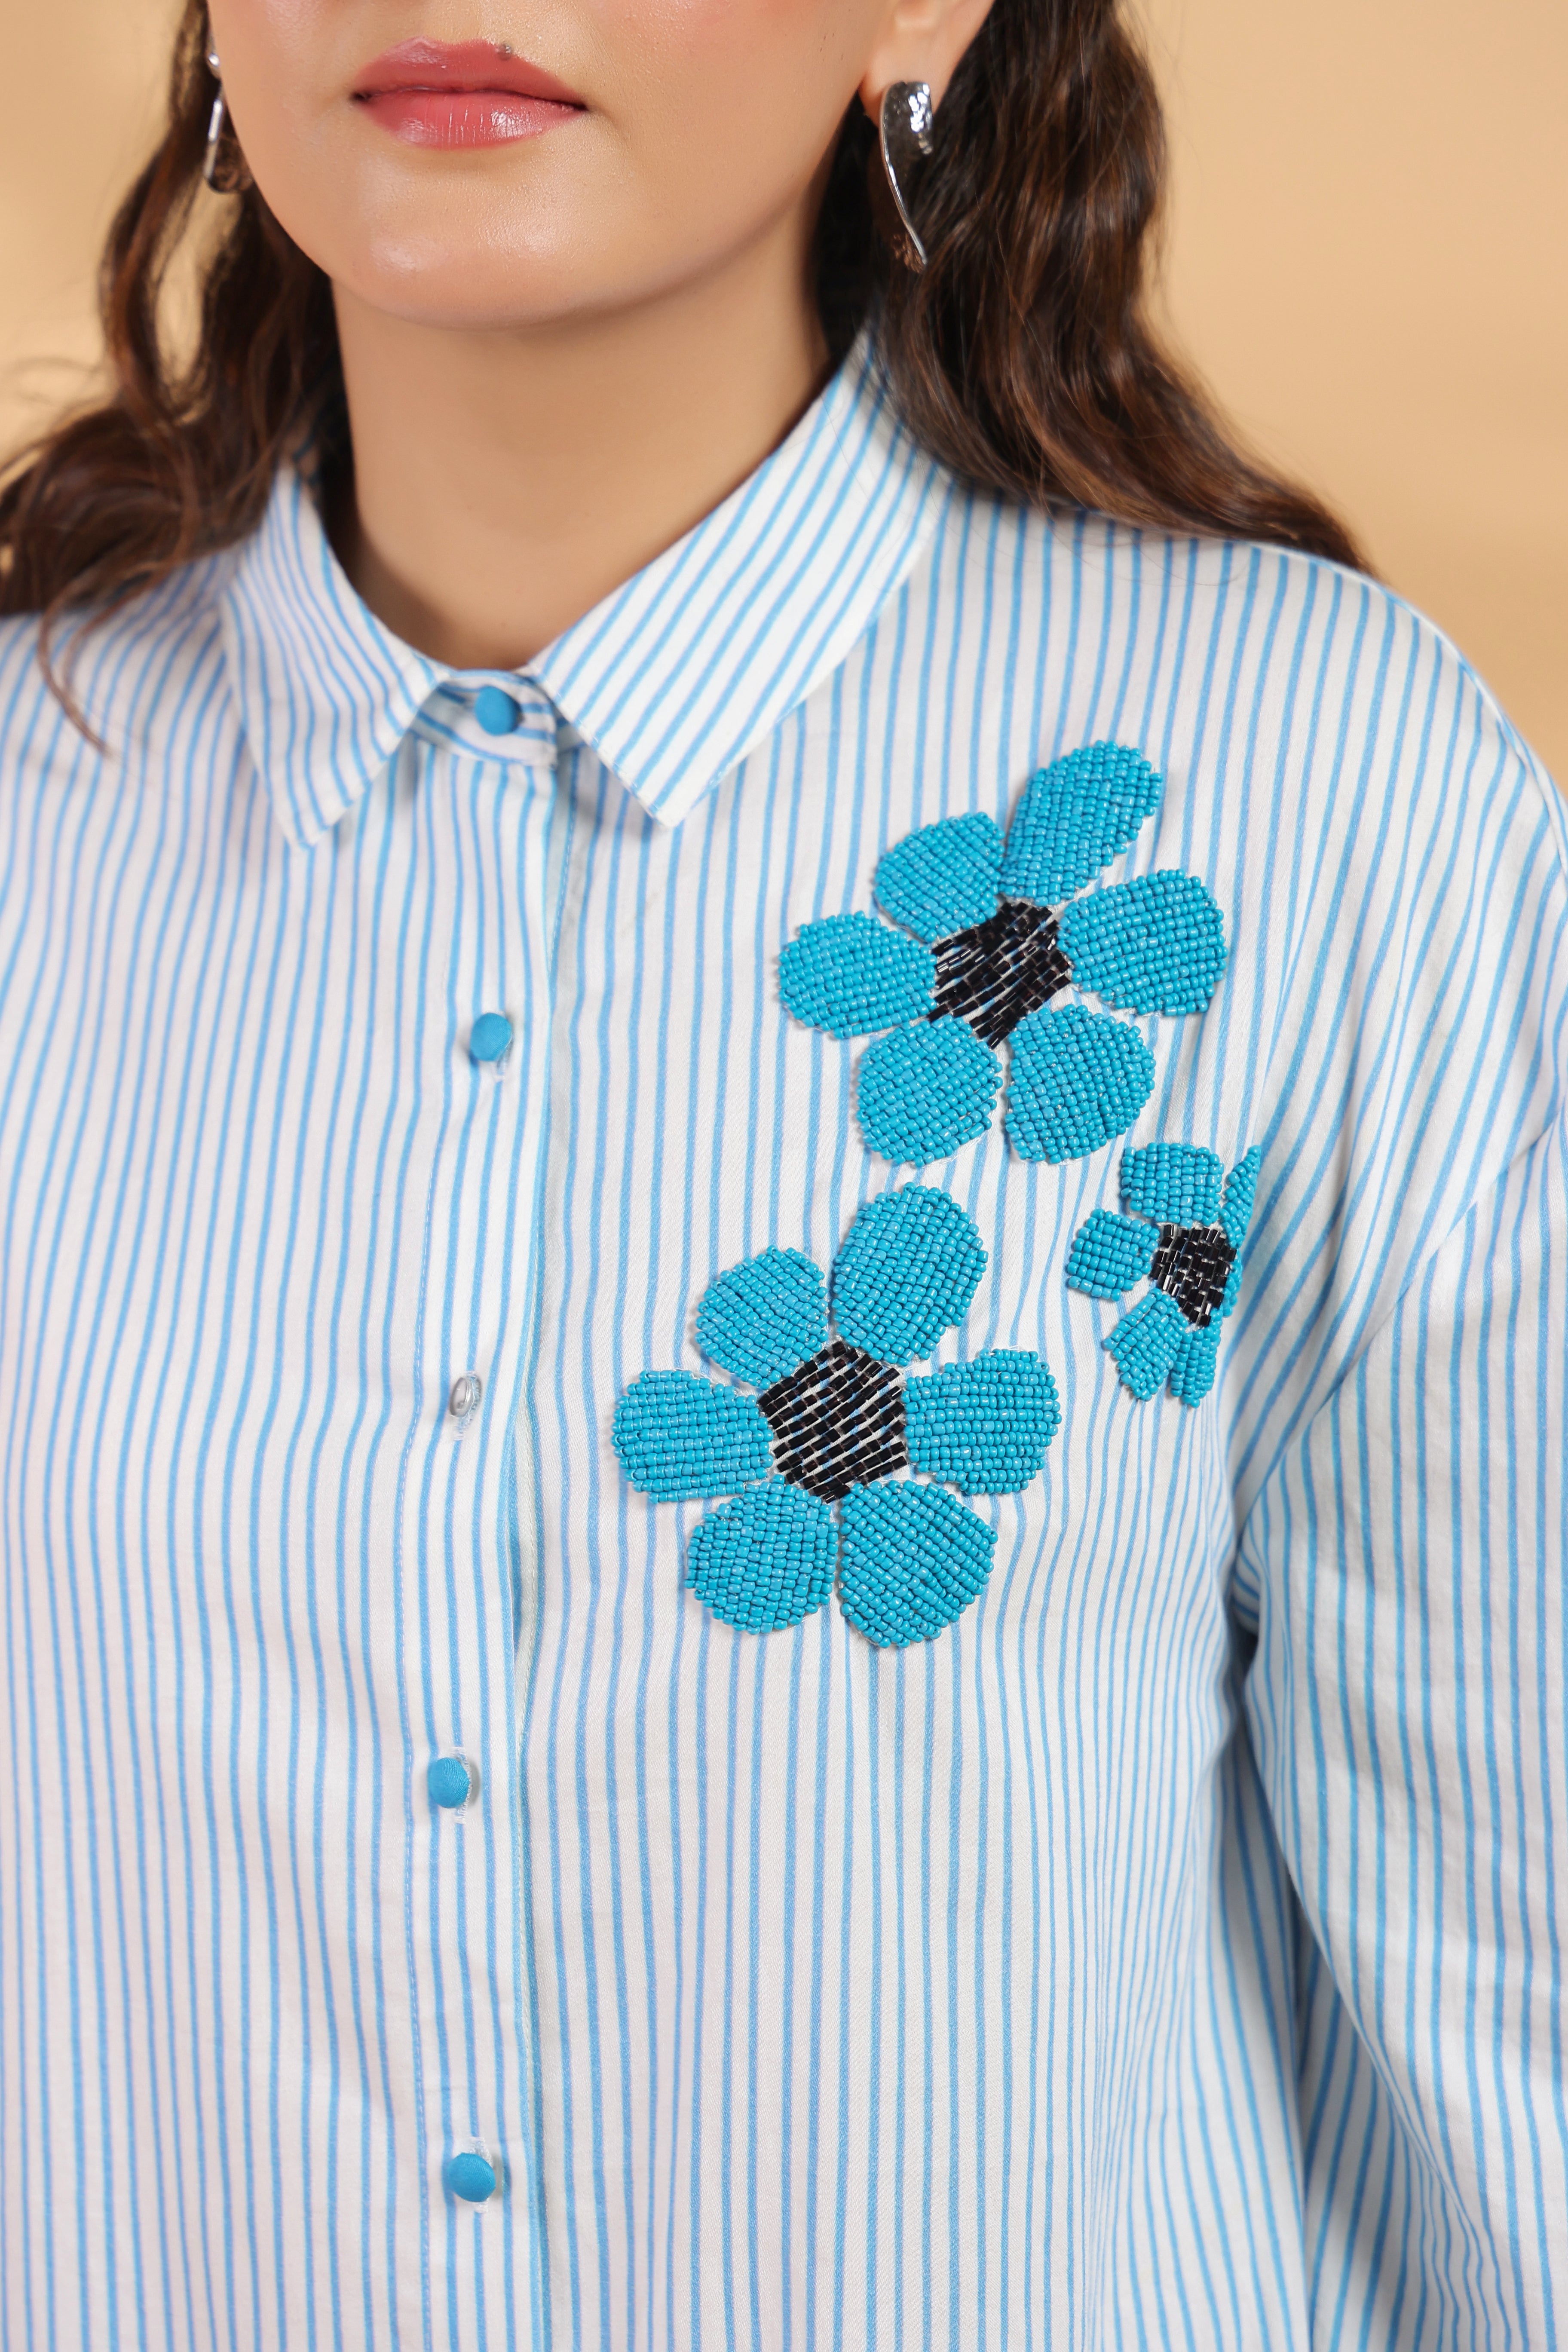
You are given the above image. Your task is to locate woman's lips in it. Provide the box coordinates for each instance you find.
[357,88,580,146]
[352,39,585,149]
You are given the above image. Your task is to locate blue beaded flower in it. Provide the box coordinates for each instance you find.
[613,1186,1061,1646]
[778,743,1227,1170]
[1066,1142,1262,1405]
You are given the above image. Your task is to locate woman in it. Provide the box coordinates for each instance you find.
[0,0,1562,2343]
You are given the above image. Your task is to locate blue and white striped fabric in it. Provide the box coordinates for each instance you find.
[0,334,1564,2349]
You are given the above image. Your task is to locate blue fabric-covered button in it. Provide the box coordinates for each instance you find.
[446,2151,497,2203]
[428,1755,473,1810]
[474,686,522,736]
[469,1012,513,1066]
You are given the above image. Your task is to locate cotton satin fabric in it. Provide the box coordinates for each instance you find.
[0,337,1564,2350]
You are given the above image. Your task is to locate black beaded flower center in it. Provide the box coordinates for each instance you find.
[758,1340,909,1502]
[1149,1223,1237,1329]
[928,899,1072,1048]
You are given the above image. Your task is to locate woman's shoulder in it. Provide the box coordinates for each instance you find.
[930,487,1562,855]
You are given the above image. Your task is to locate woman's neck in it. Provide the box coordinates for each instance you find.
[330,209,830,673]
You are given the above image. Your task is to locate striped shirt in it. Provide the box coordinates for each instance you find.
[1,334,1564,2350]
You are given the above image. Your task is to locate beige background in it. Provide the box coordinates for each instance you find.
[2,0,1564,779]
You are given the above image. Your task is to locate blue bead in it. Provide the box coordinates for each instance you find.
[838,1479,997,1648]
[779,914,935,1038]
[1105,1289,1189,1401]
[695,1247,827,1388]
[686,1481,837,1634]
[1000,742,1165,905]
[1169,1320,1222,1405]
[612,1370,774,1501]
[1064,1208,1160,1300]
[469,1011,514,1066]
[831,1184,987,1369]
[446,2151,498,2203]
[903,1350,1061,1494]
[1003,1004,1155,1164]
[1219,1145,1263,1250]
[427,1755,472,1810]
[874,812,1004,943]
[1121,1142,1225,1228]
[856,1017,999,1166]
[1057,872,1228,1016]
[474,686,522,736]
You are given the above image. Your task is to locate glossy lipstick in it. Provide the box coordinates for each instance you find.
[352,40,585,149]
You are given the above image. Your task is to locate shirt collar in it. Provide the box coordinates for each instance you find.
[220,333,948,849]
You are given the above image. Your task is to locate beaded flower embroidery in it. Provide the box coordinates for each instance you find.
[1066,1142,1262,1405]
[613,1185,1060,1646]
[778,743,1227,1170]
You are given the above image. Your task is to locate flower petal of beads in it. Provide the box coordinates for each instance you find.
[1064,1208,1160,1300]
[695,1246,827,1388]
[778,913,935,1038]
[1002,1004,1155,1164]
[838,1479,998,1647]
[1121,1141,1225,1227]
[1169,1321,1222,1406]
[1104,1289,1190,1402]
[903,1350,1061,1494]
[874,811,1004,943]
[856,1018,1000,1166]
[1218,1145,1263,1250]
[612,1370,773,1501]
[831,1185,987,1368]
[685,1480,838,1634]
[998,742,1166,906]
[1057,872,1228,1015]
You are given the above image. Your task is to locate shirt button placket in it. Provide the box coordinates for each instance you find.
[425,697,554,2240]
[433,1076,501,2207]
[430,686,557,2248]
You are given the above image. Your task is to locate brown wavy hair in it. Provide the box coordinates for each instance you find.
[0,0,1363,665]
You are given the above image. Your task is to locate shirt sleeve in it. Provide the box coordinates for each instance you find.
[1226,644,1568,2338]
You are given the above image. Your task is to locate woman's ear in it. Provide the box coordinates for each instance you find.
[858,0,999,119]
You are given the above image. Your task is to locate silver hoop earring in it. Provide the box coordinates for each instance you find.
[203,85,249,193]
[876,82,935,273]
